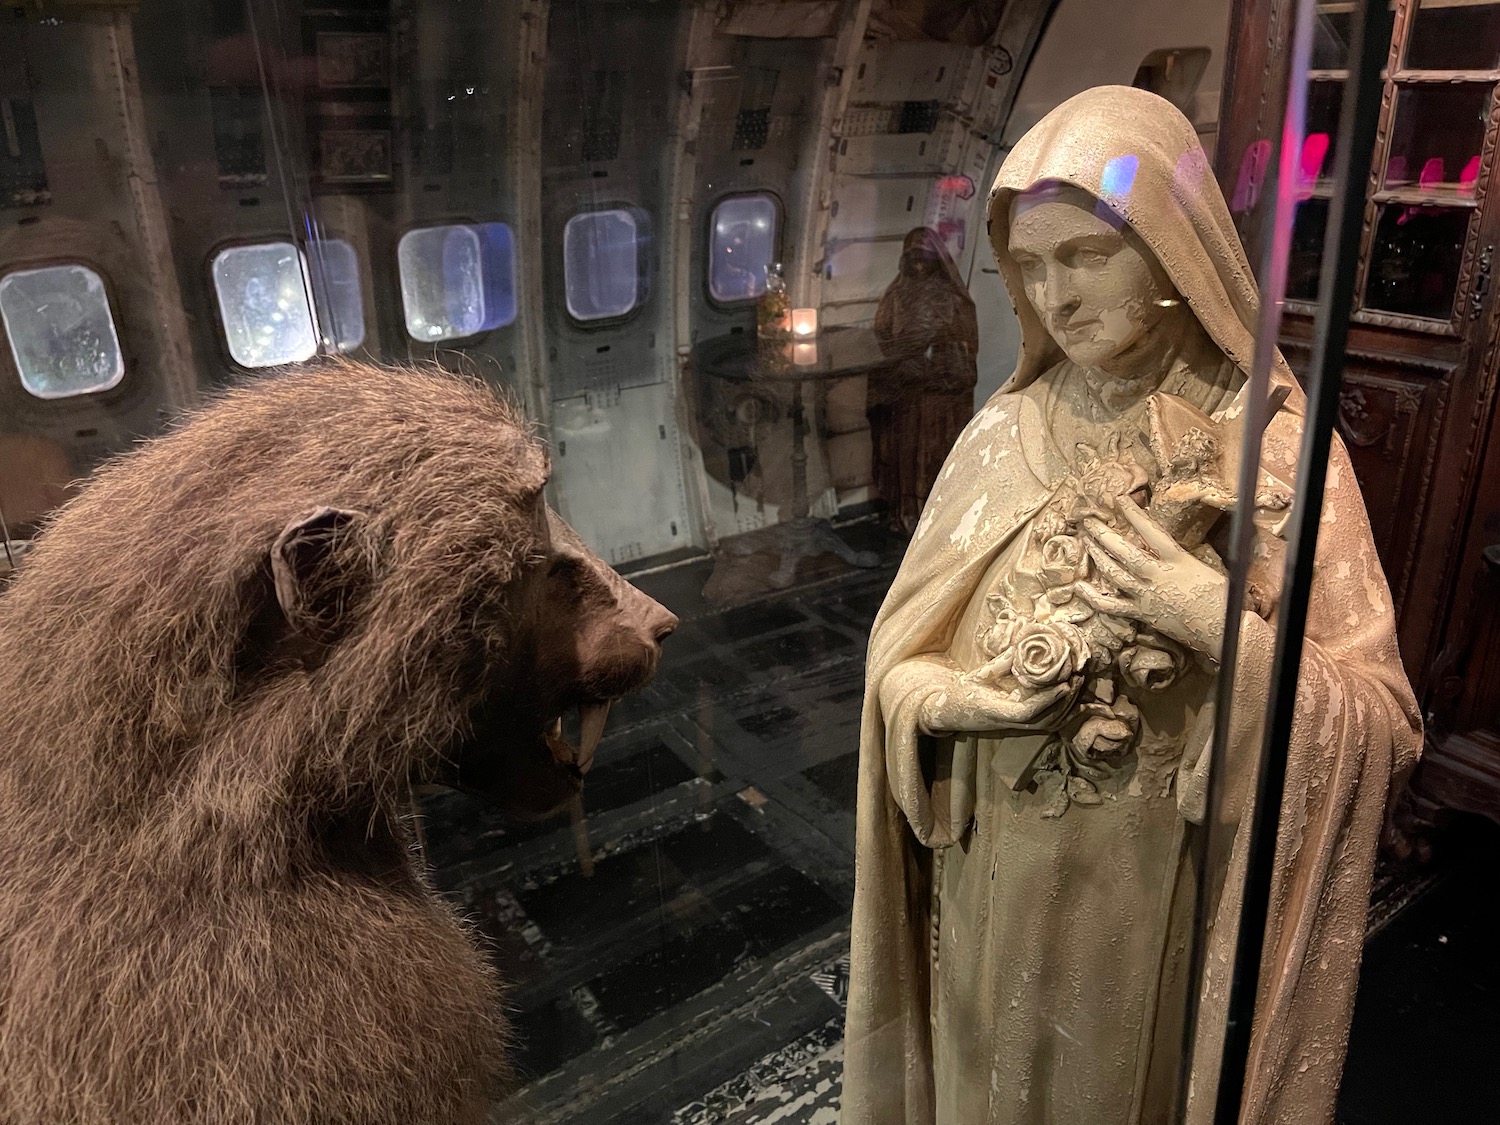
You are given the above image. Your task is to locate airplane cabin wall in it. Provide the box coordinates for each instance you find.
[134,0,311,392]
[379,0,531,384]
[818,36,1020,508]
[968,0,1235,411]
[683,29,836,541]
[536,0,701,568]
[1,0,1232,572]
[0,11,198,534]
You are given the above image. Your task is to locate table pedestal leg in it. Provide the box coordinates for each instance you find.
[754,372,878,587]
[765,517,883,589]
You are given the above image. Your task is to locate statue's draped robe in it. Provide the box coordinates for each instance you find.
[871,227,980,532]
[840,86,1422,1125]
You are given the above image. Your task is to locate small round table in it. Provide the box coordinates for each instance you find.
[693,327,890,588]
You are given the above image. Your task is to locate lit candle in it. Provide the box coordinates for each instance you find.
[793,341,818,366]
[791,307,818,337]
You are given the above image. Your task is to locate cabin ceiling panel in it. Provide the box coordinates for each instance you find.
[722,0,1007,44]
[849,38,988,105]
[720,0,842,38]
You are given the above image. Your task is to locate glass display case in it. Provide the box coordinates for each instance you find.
[0,3,1469,1125]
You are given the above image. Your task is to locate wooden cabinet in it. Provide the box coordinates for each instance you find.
[1217,0,1500,846]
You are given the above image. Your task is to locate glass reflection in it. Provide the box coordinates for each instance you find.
[211,243,318,368]
[1288,197,1331,300]
[397,222,517,341]
[1407,0,1500,71]
[1312,2,1354,69]
[0,264,124,398]
[1364,203,1470,319]
[709,193,779,303]
[1384,85,1490,194]
[308,239,366,354]
[1305,78,1345,184]
[563,209,648,322]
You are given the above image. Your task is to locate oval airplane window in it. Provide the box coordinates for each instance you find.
[0,264,125,399]
[563,208,648,322]
[211,242,318,368]
[307,238,366,353]
[398,222,516,341]
[709,193,779,304]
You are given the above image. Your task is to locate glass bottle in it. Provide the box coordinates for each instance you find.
[757,261,790,340]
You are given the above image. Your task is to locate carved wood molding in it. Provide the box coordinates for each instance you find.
[1409,215,1500,674]
[1401,375,1454,611]
[1337,382,1423,453]
[1276,334,1457,376]
[1338,372,1440,609]
[1409,729,1500,827]
[1446,78,1500,332]
[1351,1,1408,312]
[1351,307,1463,336]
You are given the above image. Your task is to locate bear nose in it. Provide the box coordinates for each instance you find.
[648,604,678,645]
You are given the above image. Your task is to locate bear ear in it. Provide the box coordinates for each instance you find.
[270,507,370,643]
[514,439,551,505]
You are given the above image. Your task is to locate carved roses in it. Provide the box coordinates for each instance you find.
[1118,635,1187,692]
[963,429,1211,816]
[1012,620,1088,690]
[972,594,1092,692]
[1039,534,1087,589]
[1073,434,1150,524]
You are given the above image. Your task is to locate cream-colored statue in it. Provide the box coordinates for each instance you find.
[841,87,1421,1125]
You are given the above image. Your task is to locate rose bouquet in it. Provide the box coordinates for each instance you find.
[957,395,1245,814]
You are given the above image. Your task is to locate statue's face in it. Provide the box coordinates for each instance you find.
[1007,185,1177,374]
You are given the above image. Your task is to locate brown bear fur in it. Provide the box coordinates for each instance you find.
[0,360,674,1125]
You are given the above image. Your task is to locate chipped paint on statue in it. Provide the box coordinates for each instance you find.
[840,87,1422,1125]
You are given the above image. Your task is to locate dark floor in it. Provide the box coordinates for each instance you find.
[1337,817,1500,1125]
[416,519,1500,1125]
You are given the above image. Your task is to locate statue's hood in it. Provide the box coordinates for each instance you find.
[985,85,1300,408]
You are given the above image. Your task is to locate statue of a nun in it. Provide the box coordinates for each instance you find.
[870,227,980,534]
[841,87,1421,1125]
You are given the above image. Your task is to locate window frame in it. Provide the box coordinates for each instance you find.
[559,203,654,329]
[0,258,128,401]
[206,237,322,371]
[394,219,518,345]
[703,190,784,311]
[304,235,368,356]
[1286,0,1500,335]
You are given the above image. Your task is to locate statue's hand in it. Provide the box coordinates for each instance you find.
[918,671,1078,738]
[1076,499,1228,661]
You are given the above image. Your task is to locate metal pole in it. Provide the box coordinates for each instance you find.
[1209,1,1393,1121]
[1177,0,1313,1101]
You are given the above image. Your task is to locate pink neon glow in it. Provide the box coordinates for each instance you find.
[935,175,976,200]
[1298,133,1330,199]
[1418,157,1446,189]
[1460,156,1482,195]
[1174,149,1206,197]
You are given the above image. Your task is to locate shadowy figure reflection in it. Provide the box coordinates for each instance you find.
[870,228,979,534]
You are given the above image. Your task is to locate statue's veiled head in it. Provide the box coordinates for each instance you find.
[1008,183,1181,376]
[986,86,1300,400]
[898,226,951,281]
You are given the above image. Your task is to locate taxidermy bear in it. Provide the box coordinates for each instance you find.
[0,361,676,1125]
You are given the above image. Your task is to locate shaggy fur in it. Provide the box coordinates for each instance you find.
[0,361,671,1125]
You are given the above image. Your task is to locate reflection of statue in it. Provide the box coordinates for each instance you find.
[870,227,978,533]
[842,88,1421,1125]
